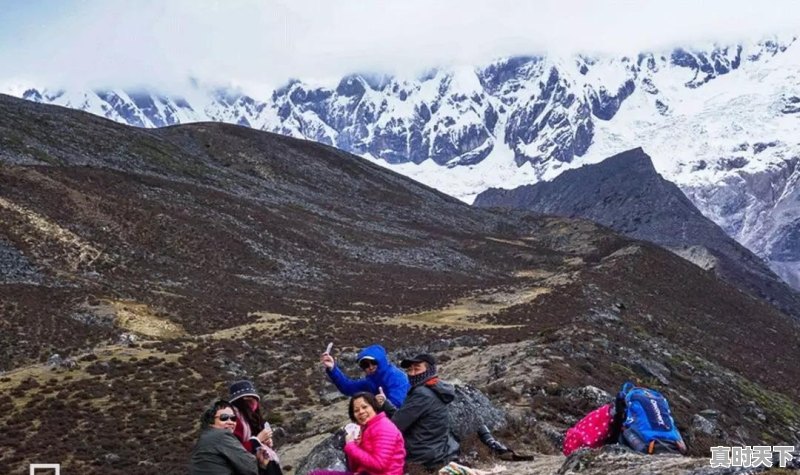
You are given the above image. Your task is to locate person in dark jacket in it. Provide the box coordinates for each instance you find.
[320,344,410,408]
[190,399,270,475]
[381,353,459,469]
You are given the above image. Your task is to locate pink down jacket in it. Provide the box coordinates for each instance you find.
[344,412,406,475]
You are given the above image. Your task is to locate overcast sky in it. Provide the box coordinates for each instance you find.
[1,0,799,94]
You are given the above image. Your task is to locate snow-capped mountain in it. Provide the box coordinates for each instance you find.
[7,36,800,288]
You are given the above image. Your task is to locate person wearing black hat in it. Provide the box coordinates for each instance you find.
[228,380,282,475]
[381,353,459,470]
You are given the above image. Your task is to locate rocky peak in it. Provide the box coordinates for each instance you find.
[474,148,800,320]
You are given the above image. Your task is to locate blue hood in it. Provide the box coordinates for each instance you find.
[326,343,409,407]
[357,344,390,371]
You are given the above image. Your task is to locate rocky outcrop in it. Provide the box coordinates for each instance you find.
[683,156,800,291]
[293,431,348,475]
[550,444,800,475]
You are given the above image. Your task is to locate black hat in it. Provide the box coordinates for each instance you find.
[400,353,436,369]
[229,380,260,403]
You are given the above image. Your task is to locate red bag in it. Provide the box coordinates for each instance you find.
[562,404,614,456]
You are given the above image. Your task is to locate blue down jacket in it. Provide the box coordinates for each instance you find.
[326,344,410,407]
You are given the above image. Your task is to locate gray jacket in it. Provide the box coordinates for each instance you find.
[385,379,460,468]
[189,427,259,475]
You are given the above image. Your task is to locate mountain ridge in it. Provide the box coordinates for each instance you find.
[474,147,800,319]
[8,36,799,293]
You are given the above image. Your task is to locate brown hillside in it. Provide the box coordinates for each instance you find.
[0,94,798,474]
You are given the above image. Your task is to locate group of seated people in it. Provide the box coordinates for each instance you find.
[189,344,459,475]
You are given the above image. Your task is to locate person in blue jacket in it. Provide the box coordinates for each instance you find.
[320,344,410,408]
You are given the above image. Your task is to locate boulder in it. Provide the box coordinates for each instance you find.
[47,353,63,368]
[47,353,77,370]
[568,385,613,406]
[293,430,347,475]
[448,384,507,438]
[557,444,778,474]
[117,332,138,345]
[691,414,717,436]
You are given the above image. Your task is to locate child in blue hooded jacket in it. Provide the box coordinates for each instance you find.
[320,344,410,408]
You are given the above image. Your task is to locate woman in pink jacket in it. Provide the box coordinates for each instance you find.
[310,392,405,475]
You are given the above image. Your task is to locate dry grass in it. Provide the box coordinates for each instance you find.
[108,300,187,339]
[206,311,300,340]
[513,269,556,279]
[390,286,549,329]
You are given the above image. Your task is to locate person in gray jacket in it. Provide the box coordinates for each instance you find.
[190,399,270,475]
[380,353,459,470]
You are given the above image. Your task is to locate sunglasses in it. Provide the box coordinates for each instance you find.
[217,414,238,422]
[359,359,377,370]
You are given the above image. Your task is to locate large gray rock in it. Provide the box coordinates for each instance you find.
[557,444,789,475]
[448,384,507,438]
[691,414,717,436]
[566,385,613,406]
[47,353,77,370]
[293,431,347,475]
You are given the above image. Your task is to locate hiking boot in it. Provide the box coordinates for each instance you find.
[477,425,510,454]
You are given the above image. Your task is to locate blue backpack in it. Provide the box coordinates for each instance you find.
[618,382,687,454]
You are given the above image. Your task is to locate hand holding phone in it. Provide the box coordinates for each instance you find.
[344,422,360,442]
[321,342,335,370]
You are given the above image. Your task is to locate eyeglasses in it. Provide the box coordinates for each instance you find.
[359,360,377,370]
[217,414,238,422]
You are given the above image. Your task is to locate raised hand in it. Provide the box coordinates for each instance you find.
[256,427,273,446]
[320,352,335,369]
[375,386,386,407]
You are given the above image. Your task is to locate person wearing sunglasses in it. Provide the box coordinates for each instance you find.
[320,344,409,408]
[189,399,270,475]
[228,380,283,475]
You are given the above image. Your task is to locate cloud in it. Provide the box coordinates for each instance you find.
[1,0,799,94]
